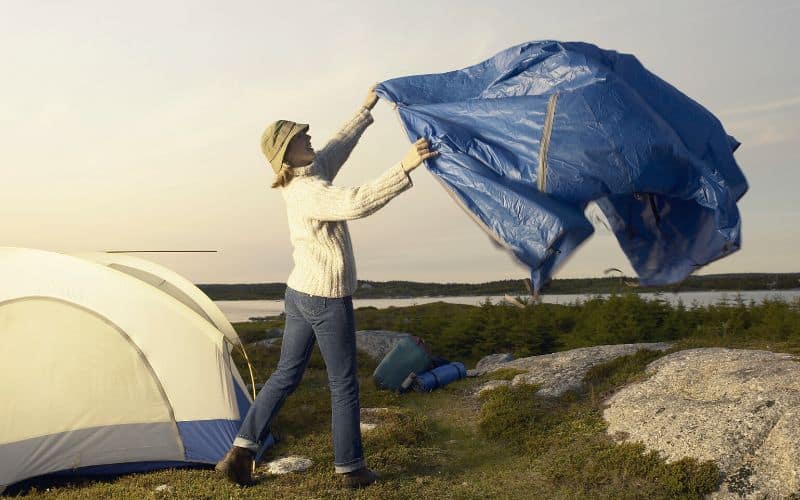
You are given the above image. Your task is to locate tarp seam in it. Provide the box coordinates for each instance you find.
[538,92,560,192]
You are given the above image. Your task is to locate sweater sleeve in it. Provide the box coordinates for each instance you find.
[296,162,413,221]
[314,108,374,182]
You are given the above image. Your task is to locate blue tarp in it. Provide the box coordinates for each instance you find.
[375,40,747,293]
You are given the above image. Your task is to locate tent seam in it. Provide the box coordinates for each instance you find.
[0,295,187,460]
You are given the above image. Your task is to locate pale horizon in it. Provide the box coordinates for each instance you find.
[2,0,797,284]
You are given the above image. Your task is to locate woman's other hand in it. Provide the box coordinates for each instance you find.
[401,138,439,173]
[363,84,379,110]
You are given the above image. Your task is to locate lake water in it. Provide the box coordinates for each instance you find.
[214,290,800,323]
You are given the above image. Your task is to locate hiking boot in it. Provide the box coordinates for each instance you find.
[342,467,380,488]
[215,446,255,485]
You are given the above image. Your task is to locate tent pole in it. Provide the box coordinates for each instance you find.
[238,344,258,400]
[237,344,258,474]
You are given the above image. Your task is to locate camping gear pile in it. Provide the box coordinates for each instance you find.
[372,336,466,393]
[0,247,272,493]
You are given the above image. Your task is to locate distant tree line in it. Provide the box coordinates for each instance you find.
[351,293,800,365]
[198,273,800,300]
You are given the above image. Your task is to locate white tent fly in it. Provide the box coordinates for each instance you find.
[0,247,266,492]
[72,252,240,344]
[72,251,257,396]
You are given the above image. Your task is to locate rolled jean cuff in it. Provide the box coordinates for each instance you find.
[233,436,260,452]
[334,458,365,474]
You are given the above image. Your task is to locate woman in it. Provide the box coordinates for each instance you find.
[215,86,437,488]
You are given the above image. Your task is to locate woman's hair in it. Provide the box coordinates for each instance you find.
[271,166,294,189]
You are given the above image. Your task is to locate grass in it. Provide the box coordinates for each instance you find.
[11,294,799,499]
[477,350,721,499]
[9,343,723,499]
[232,316,285,345]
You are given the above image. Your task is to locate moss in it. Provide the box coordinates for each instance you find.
[365,409,433,449]
[363,409,441,471]
[10,362,720,500]
[477,354,721,499]
[483,367,527,381]
[582,348,665,400]
[478,384,568,451]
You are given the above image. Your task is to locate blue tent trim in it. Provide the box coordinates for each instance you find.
[176,418,277,464]
[48,460,198,477]
[12,420,278,491]
[376,40,747,292]
[177,419,241,463]
[176,375,278,464]
[4,362,272,491]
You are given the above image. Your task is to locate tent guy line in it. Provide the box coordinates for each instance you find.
[105,250,219,253]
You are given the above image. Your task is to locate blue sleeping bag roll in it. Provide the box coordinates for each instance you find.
[414,362,467,392]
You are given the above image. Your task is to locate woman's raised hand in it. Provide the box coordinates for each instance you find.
[401,138,439,173]
[363,84,379,110]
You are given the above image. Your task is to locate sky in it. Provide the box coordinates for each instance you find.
[1,0,797,284]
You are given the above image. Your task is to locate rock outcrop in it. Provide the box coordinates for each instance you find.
[355,330,412,360]
[603,347,800,499]
[467,353,514,377]
[473,343,673,398]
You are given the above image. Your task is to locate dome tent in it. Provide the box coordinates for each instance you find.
[72,252,240,344]
[72,251,256,401]
[0,247,265,492]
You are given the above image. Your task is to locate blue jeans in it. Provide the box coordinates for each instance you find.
[233,286,365,473]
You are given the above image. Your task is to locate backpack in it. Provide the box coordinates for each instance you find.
[372,336,433,392]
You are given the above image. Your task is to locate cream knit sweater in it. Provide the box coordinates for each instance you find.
[280,108,413,298]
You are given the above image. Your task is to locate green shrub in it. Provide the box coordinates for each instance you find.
[582,349,665,399]
[478,384,567,451]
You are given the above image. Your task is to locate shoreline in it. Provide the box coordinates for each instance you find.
[210,287,800,302]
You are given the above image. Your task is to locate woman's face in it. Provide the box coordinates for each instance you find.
[284,131,316,167]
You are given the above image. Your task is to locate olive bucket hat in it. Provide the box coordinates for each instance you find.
[261,119,309,174]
